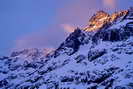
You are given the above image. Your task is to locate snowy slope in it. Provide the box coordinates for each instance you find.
[0,8,133,89]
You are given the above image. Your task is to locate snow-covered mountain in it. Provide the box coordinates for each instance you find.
[0,7,133,89]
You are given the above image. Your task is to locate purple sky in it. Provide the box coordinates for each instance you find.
[0,0,133,56]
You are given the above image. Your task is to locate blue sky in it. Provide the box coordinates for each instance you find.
[0,0,133,56]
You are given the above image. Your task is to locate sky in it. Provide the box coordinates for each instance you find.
[0,0,133,56]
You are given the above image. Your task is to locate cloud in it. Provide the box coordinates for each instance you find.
[61,24,75,33]
[103,0,116,9]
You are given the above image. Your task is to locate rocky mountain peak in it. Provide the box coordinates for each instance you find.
[85,10,129,31]
[49,8,133,58]
[85,10,110,31]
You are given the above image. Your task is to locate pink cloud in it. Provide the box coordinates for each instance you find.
[61,24,75,33]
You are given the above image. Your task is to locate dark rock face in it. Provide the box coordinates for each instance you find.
[88,49,106,62]
[0,79,8,88]
[92,24,133,42]
[49,28,86,58]
[75,55,86,63]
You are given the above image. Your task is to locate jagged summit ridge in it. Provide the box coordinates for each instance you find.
[85,10,110,31]
[84,9,129,31]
